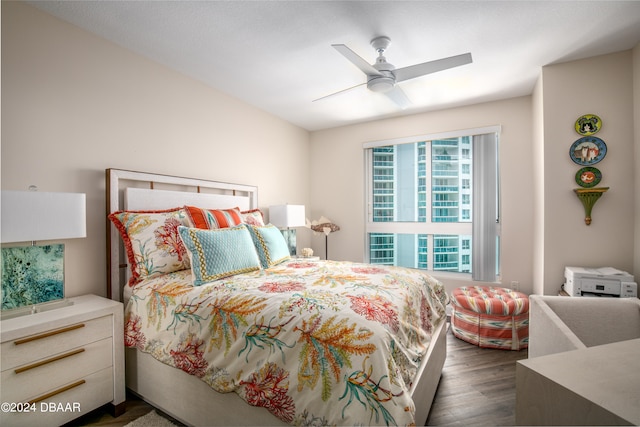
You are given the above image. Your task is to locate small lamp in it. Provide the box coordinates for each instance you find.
[308,216,340,260]
[269,204,305,256]
[1,189,86,317]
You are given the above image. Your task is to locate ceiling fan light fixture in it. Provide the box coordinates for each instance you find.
[322,36,472,108]
[367,76,395,93]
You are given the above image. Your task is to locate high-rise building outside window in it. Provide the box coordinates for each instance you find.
[364,127,500,281]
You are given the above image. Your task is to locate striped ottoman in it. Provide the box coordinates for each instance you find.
[450,286,529,350]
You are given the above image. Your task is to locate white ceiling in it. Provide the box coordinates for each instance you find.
[28,1,640,131]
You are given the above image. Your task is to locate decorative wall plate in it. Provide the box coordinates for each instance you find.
[575,167,602,188]
[569,136,607,165]
[575,114,601,135]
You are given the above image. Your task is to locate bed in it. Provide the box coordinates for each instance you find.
[106,168,448,426]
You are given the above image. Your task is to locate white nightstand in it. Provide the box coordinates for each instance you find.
[0,294,125,426]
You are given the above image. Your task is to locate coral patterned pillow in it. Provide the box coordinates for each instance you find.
[108,208,191,286]
[241,209,266,226]
[184,205,243,229]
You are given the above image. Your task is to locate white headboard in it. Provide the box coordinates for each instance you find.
[106,168,258,301]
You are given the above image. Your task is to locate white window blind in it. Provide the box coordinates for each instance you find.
[472,132,500,281]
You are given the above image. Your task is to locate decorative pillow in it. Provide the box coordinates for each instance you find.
[177,225,261,285]
[246,224,291,268]
[241,209,266,226]
[108,208,191,286]
[184,205,243,229]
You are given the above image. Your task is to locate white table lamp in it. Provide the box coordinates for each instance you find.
[1,189,86,317]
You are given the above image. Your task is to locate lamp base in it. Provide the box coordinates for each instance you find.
[281,229,297,256]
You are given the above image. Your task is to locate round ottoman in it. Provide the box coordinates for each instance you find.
[450,286,529,350]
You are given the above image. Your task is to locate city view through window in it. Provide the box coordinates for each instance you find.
[367,136,475,273]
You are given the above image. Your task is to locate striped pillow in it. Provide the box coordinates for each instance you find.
[184,205,243,229]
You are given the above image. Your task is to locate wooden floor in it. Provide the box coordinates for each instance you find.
[73,326,527,426]
[425,329,528,426]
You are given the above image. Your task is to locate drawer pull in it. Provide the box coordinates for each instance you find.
[14,348,86,374]
[14,323,85,345]
[27,379,86,404]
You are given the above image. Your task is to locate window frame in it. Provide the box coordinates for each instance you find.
[363,126,501,280]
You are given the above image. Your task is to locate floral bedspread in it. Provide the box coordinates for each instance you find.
[124,260,448,426]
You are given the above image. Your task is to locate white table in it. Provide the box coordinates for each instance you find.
[516,338,640,426]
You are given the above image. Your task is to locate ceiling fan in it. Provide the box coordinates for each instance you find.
[315,36,472,109]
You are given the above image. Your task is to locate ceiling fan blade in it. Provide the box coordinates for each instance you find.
[312,82,366,102]
[332,44,383,77]
[384,86,412,109]
[394,52,472,83]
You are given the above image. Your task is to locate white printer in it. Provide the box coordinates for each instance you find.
[564,267,637,298]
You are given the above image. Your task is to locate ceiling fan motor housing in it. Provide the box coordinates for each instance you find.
[368,60,396,92]
[367,74,395,92]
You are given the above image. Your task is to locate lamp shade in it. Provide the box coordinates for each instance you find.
[1,190,86,243]
[269,204,306,228]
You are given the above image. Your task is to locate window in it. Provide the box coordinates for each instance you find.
[364,127,500,281]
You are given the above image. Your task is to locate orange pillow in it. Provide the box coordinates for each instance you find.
[184,205,243,229]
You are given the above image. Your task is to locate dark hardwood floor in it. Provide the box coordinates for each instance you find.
[76,325,527,426]
[425,328,528,426]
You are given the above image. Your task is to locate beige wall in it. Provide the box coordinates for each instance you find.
[537,51,636,295]
[634,44,640,281]
[1,2,311,298]
[531,70,545,295]
[309,97,535,295]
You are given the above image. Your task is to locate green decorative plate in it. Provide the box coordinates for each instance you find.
[575,167,602,188]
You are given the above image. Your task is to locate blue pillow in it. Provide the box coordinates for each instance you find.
[246,224,291,268]
[178,225,261,285]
